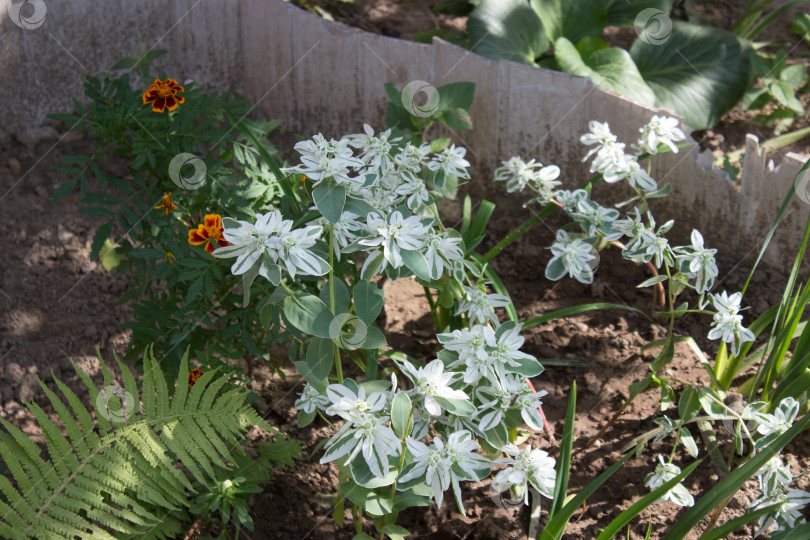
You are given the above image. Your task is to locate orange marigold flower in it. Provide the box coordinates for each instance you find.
[188,213,230,254]
[155,193,177,215]
[142,78,185,113]
[188,368,204,388]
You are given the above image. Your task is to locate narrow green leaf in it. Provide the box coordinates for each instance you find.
[549,382,576,519]
[664,412,810,539]
[597,460,702,539]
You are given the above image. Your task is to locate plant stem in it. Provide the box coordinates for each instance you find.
[377,409,413,540]
[329,224,343,383]
[352,504,362,534]
[610,241,665,311]
[423,286,439,328]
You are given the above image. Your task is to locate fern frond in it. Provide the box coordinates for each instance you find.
[0,347,274,539]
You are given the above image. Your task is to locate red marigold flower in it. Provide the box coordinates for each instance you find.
[188,368,204,388]
[142,78,185,113]
[188,213,230,254]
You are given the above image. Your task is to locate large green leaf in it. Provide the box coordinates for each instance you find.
[312,181,346,224]
[631,21,754,130]
[555,37,656,106]
[282,293,334,338]
[531,0,607,44]
[468,0,548,66]
[353,280,384,326]
[605,0,672,28]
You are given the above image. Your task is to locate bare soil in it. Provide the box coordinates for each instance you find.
[3,129,808,539]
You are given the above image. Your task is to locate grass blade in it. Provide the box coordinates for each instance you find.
[540,451,635,540]
[697,503,779,540]
[663,412,810,539]
[596,460,702,540]
[548,382,576,521]
[524,303,651,330]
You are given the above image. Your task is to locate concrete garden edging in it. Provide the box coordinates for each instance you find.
[2,0,807,269]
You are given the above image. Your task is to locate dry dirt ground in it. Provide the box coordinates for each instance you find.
[2,127,808,539]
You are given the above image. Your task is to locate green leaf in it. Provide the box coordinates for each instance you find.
[434,396,476,417]
[436,81,475,113]
[540,451,635,540]
[468,0,548,65]
[523,302,650,329]
[391,392,412,439]
[509,356,545,377]
[400,249,432,281]
[297,409,316,428]
[678,387,701,422]
[353,280,385,326]
[605,0,672,27]
[358,325,387,350]
[430,137,452,153]
[664,412,810,539]
[596,460,702,540]
[697,387,726,419]
[283,293,334,338]
[637,275,668,288]
[679,427,699,457]
[185,275,204,307]
[354,534,376,540]
[312,182,346,224]
[532,0,607,44]
[555,37,655,106]
[90,221,113,260]
[320,277,351,315]
[549,382,576,519]
[382,525,411,540]
[350,456,398,488]
[631,21,753,129]
[393,491,433,512]
[50,177,79,200]
[698,503,783,540]
[769,522,810,540]
[306,338,334,382]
